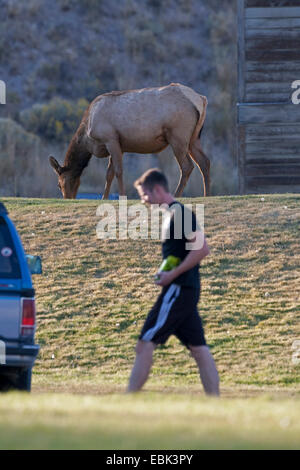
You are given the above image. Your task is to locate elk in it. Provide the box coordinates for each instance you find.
[49,83,210,199]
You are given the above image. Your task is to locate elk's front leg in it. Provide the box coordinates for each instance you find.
[103,156,115,199]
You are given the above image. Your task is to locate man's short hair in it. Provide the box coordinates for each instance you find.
[134,168,169,192]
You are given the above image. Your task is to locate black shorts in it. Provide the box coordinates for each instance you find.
[139,284,206,348]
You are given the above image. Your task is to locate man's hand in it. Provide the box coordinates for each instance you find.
[155,270,177,287]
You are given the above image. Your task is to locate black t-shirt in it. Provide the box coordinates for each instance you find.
[161,201,201,289]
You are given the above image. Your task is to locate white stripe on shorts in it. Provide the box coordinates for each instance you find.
[142,284,181,342]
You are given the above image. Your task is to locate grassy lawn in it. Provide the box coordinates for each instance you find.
[0,392,299,450]
[0,194,299,449]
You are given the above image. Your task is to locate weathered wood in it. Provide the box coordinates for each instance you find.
[245,124,300,141]
[247,155,300,162]
[238,104,300,124]
[237,0,300,194]
[246,82,293,91]
[246,140,300,153]
[246,49,300,62]
[246,28,300,40]
[246,1,300,7]
[247,60,300,73]
[245,184,300,194]
[246,7,300,19]
[245,81,293,103]
[246,141,300,158]
[245,93,292,103]
[247,17,300,29]
[246,164,300,176]
[246,70,300,83]
[246,37,300,49]
[246,175,300,186]
[245,124,300,140]
[246,157,300,164]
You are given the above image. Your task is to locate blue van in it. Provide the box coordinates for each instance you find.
[0,202,41,391]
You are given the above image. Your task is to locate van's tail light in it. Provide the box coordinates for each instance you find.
[21,298,36,336]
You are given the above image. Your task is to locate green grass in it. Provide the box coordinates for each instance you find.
[0,392,299,450]
[1,194,299,449]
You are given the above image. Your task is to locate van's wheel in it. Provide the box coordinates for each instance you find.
[16,367,32,391]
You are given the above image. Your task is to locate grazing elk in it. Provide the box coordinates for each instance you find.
[49,83,210,199]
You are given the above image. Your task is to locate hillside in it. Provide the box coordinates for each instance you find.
[2,195,299,396]
[0,0,237,198]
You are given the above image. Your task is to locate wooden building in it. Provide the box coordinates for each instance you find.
[237,0,300,194]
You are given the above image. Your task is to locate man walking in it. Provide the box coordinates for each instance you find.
[127,168,219,396]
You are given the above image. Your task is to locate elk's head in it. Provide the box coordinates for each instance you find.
[49,156,80,199]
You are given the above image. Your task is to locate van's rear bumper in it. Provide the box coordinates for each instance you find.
[1,343,40,368]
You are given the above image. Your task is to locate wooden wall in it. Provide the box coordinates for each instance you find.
[237,0,300,194]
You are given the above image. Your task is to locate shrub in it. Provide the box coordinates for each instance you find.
[19,97,89,143]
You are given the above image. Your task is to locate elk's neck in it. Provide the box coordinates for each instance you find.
[64,136,92,178]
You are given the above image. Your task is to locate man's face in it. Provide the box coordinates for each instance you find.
[138,184,160,205]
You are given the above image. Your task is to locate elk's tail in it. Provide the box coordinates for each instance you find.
[190,95,207,147]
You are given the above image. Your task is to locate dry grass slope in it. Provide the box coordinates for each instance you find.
[2,195,299,396]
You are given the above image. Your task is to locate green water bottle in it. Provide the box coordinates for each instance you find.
[155,255,181,281]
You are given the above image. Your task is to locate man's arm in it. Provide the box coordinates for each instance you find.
[155,231,210,287]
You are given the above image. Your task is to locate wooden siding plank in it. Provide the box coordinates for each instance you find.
[245,81,294,103]
[238,104,300,124]
[246,38,300,49]
[246,154,300,162]
[247,18,300,29]
[247,60,300,72]
[245,185,300,194]
[246,175,300,186]
[245,82,293,101]
[245,94,292,103]
[246,136,300,145]
[246,49,300,62]
[245,164,300,176]
[246,157,300,164]
[246,7,300,19]
[246,28,300,40]
[246,71,300,84]
[246,134,300,144]
[245,124,300,139]
[246,142,300,155]
[246,1,300,7]
[246,82,293,91]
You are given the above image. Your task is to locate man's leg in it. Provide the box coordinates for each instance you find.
[189,345,220,396]
[127,340,156,392]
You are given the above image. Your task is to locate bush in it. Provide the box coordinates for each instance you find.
[0,118,40,196]
[19,97,89,143]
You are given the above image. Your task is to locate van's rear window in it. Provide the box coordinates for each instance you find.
[0,218,21,278]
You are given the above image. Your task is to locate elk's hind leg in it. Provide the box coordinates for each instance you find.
[170,139,194,197]
[189,139,210,197]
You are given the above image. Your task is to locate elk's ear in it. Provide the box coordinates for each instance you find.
[49,156,62,175]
